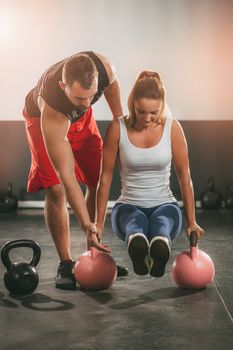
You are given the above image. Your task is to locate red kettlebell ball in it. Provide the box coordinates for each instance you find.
[74,247,117,291]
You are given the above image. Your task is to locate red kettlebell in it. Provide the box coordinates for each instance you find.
[74,247,117,291]
[172,232,215,289]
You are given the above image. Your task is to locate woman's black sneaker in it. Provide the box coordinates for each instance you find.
[149,237,171,277]
[127,233,149,275]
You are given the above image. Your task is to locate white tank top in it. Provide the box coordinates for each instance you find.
[116,116,177,208]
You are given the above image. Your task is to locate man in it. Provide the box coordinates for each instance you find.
[23,51,128,290]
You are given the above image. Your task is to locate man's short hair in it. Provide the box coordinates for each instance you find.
[62,53,98,88]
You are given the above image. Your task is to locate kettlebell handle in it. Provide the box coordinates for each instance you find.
[90,247,99,259]
[1,239,41,269]
[189,231,198,247]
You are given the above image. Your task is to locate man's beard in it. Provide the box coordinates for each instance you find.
[75,105,88,115]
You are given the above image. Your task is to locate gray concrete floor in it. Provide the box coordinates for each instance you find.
[0,209,233,350]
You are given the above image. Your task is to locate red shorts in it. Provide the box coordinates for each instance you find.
[23,107,103,192]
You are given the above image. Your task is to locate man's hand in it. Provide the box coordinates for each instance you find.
[86,223,111,253]
[95,224,103,243]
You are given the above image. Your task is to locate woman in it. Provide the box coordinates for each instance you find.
[95,71,204,277]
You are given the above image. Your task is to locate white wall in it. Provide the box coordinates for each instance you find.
[0,0,233,120]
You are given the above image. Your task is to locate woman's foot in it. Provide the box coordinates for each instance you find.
[127,233,149,275]
[149,236,171,277]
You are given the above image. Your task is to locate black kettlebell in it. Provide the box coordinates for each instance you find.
[5,182,18,211]
[201,176,222,210]
[225,182,233,209]
[1,239,41,296]
[0,182,18,213]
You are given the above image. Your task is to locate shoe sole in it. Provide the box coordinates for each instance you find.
[55,261,76,290]
[116,264,129,277]
[149,240,170,277]
[55,276,76,290]
[55,283,76,290]
[128,236,149,275]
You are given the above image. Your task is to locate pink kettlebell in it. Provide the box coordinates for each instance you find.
[74,247,117,291]
[172,232,215,289]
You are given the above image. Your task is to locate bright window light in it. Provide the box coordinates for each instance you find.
[0,10,15,42]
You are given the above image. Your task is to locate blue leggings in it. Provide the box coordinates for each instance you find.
[111,202,182,245]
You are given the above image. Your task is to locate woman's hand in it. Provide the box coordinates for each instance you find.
[186,222,205,239]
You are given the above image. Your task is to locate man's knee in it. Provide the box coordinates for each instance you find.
[45,184,66,204]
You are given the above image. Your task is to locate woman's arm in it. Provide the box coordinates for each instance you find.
[171,119,204,238]
[95,119,120,240]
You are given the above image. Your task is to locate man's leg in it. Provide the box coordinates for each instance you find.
[44,184,72,261]
[44,184,76,290]
[23,112,75,290]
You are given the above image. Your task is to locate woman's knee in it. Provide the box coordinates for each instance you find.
[149,203,182,241]
[111,203,149,242]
